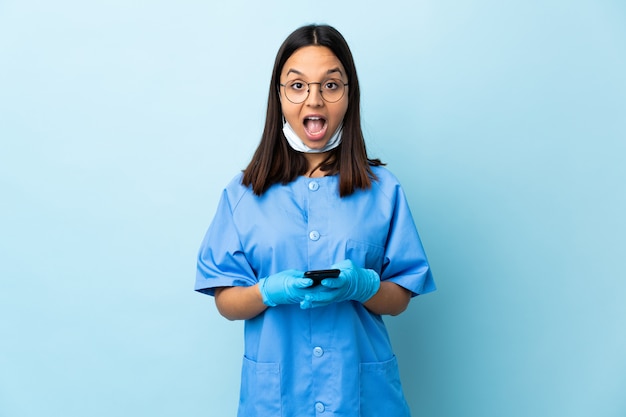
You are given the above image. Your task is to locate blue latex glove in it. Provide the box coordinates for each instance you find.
[258,269,313,307]
[300,259,380,309]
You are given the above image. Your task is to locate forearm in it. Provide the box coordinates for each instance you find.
[214,285,268,321]
[214,279,411,319]
[363,281,411,316]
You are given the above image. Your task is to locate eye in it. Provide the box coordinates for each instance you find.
[288,80,306,91]
[323,80,340,90]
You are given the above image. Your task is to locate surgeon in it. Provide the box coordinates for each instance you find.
[196,24,436,417]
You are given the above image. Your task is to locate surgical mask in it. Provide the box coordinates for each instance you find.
[282,120,343,153]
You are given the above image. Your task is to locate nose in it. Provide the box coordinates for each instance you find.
[305,82,324,106]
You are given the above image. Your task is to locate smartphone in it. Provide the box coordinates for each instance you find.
[304,269,341,286]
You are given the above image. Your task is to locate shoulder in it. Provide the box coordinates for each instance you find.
[371,165,402,185]
[369,166,404,199]
[222,172,254,212]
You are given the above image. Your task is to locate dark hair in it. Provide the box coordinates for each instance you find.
[241,24,383,197]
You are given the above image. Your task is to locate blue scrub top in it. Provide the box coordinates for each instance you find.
[196,166,435,417]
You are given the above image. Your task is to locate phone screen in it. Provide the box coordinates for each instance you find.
[304,269,340,286]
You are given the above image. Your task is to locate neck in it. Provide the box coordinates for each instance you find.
[304,152,331,177]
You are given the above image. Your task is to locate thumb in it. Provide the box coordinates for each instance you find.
[320,277,343,288]
[293,278,313,288]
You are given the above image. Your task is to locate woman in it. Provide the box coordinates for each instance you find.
[196,24,435,417]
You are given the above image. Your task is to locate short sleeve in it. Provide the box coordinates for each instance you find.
[380,183,435,297]
[195,187,257,296]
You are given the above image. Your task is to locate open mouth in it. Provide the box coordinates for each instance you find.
[303,116,328,140]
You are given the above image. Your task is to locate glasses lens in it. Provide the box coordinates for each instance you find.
[285,80,307,103]
[320,79,345,103]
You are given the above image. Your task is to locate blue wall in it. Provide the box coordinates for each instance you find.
[1,1,624,416]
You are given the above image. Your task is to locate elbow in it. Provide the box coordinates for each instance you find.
[388,300,410,316]
[364,296,410,316]
[215,302,250,321]
[215,297,264,321]
[217,309,240,321]
[368,282,411,316]
[214,285,267,321]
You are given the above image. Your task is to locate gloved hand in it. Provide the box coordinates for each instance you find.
[258,269,313,307]
[300,259,380,309]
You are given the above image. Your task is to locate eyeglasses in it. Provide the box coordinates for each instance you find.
[279,79,348,104]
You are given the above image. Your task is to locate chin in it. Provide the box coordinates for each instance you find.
[305,141,328,150]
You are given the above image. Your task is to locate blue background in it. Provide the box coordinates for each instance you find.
[1,1,625,416]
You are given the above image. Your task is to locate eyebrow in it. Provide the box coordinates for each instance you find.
[285,67,345,78]
[326,67,344,77]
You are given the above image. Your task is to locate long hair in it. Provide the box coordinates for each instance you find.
[241,24,383,197]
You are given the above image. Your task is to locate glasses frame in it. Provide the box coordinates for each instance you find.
[279,79,349,104]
